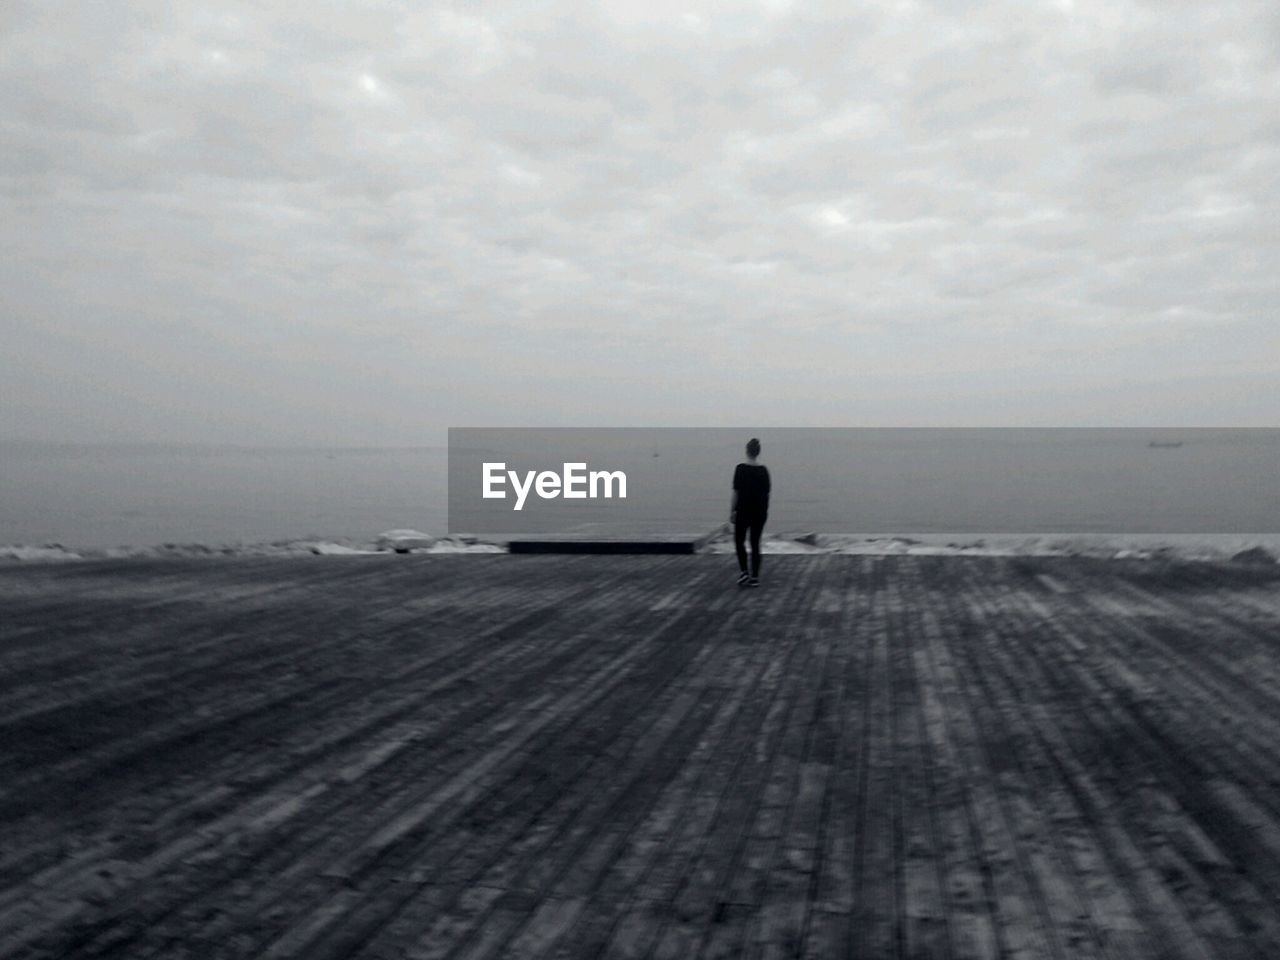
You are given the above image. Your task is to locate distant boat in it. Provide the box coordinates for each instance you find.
[1148,441,1183,448]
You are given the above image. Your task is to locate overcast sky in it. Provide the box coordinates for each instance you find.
[2,0,1278,444]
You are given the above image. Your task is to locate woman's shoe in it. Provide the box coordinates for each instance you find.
[737,572,750,586]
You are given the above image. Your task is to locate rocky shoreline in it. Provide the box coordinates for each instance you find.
[3,528,1278,565]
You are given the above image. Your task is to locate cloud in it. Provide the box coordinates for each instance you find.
[1,0,1277,443]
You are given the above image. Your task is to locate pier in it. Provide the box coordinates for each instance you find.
[2,554,1280,958]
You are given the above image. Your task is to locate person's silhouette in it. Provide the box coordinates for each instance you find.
[730,438,770,587]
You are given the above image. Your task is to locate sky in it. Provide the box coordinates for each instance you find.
[2,0,1278,445]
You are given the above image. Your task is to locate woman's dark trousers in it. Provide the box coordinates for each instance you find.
[734,512,766,577]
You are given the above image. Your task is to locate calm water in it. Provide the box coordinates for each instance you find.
[2,430,1277,548]
[0,445,449,548]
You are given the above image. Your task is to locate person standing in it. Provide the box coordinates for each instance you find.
[731,438,770,587]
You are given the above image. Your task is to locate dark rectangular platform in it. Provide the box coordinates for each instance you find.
[502,524,724,555]
[507,538,697,554]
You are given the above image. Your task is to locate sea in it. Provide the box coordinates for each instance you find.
[0,444,450,549]
[1,429,1277,549]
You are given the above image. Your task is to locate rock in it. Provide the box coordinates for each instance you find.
[375,529,436,553]
[308,542,379,556]
[1230,546,1277,565]
[793,532,820,546]
[0,544,82,562]
[428,539,505,554]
